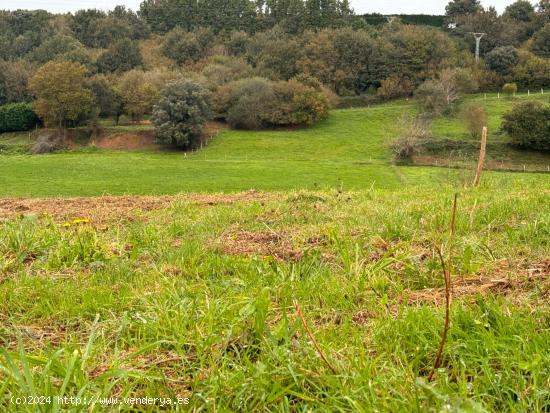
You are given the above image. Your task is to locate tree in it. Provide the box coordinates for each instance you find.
[29,61,94,129]
[502,101,550,150]
[212,77,330,129]
[503,1,537,42]
[70,9,107,47]
[116,70,160,122]
[0,60,33,105]
[29,34,85,64]
[152,79,211,148]
[503,1,535,22]
[161,27,205,64]
[445,0,482,23]
[90,76,124,124]
[485,46,519,75]
[414,80,448,115]
[512,50,550,89]
[531,23,550,57]
[97,38,143,73]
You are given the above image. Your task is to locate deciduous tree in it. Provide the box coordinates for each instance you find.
[29,61,94,129]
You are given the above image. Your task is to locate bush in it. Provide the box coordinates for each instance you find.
[0,103,39,132]
[414,80,448,115]
[30,132,66,154]
[213,77,330,130]
[460,104,487,137]
[377,75,414,100]
[502,83,518,97]
[152,80,211,149]
[501,101,550,151]
[390,116,432,161]
[485,46,519,76]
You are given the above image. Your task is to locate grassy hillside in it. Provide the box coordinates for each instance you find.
[0,180,548,411]
[0,96,549,198]
[427,93,550,168]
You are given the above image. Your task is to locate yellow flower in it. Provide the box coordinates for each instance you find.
[61,222,72,228]
[72,218,90,225]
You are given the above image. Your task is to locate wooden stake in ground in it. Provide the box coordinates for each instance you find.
[473,127,488,187]
[428,193,457,382]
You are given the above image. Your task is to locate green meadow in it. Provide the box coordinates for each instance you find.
[1,94,549,197]
[0,95,549,412]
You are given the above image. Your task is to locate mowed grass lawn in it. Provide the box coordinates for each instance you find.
[0,181,549,411]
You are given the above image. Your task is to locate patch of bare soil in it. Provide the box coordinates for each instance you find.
[92,131,159,150]
[402,259,550,306]
[0,191,277,222]
[220,230,304,261]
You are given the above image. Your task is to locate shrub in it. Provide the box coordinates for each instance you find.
[485,46,519,76]
[212,77,331,130]
[30,132,66,154]
[460,104,487,137]
[0,103,39,132]
[377,75,414,100]
[501,101,550,151]
[152,79,211,149]
[502,83,518,97]
[414,80,448,115]
[415,69,478,115]
[220,78,274,129]
[390,116,432,161]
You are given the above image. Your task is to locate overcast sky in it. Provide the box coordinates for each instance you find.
[0,0,532,15]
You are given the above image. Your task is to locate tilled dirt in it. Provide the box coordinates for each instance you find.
[0,191,277,222]
[402,259,550,306]
[220,230,304,261]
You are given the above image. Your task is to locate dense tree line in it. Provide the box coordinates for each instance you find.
[0,0,549,146]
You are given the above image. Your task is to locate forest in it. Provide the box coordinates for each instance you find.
[0,0,549,143]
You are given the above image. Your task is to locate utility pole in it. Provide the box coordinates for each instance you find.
[470,32,486,64]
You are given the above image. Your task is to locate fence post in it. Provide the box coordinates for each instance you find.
[473,126,487,187]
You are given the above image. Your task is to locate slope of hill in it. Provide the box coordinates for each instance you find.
[0,95,549,198]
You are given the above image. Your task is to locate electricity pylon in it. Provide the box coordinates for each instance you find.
[470,32,486,64]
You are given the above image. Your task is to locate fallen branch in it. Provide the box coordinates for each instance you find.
[428,193,457,382]
[293,299,337,374]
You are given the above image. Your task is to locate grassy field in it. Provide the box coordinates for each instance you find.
[428,93,550,168]
[0,179,549,411]
[1,96,549,197]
